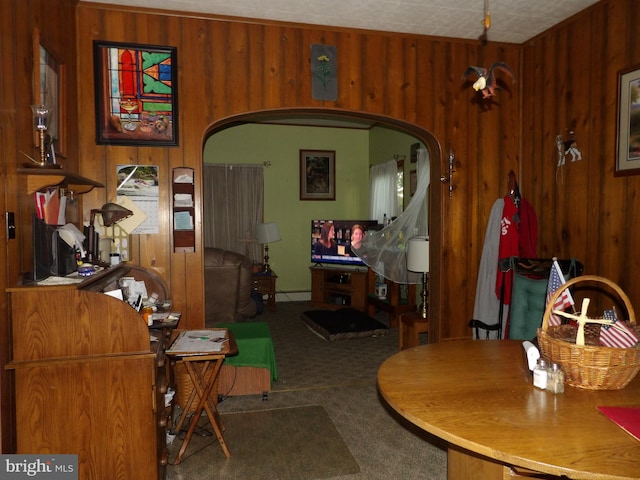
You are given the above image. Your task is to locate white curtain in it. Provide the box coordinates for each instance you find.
[203,164,264,262]
[369,159,399,224]
[356,148,430,284]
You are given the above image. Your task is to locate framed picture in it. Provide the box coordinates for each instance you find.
[93,41,178,146]
[300,150,335,200]
[33,28,66,158]
[616,64,640,175]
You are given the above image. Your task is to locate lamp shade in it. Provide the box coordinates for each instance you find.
[255,222,281,244]
[407,236,429,273]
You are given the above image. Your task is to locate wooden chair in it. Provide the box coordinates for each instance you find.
[469,257,583,340]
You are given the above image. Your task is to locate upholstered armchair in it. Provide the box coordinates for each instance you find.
[204,247,258,326]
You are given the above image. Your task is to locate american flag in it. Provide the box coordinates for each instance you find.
[600,308,639,348]
[546,260,574,326]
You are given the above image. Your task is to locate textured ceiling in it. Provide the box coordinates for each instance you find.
[84,0,599,44]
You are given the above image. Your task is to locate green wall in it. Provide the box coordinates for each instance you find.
[204,123,370,293]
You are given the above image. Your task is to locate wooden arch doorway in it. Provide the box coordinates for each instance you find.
[204,108,443,342]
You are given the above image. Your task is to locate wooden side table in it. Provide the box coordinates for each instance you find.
[398,311,429,350]
[167,329,238,465]
[366,269,416,327]
[252,271,277,311]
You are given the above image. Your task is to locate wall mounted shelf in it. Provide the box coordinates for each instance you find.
[172,167,195,253]
[18,167,104,194]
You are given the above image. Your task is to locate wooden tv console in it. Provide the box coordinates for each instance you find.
[309,265,368,311]
[309,266,417,328]
[6,265,171,480]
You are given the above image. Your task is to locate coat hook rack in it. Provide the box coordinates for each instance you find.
[440,148,460,199]
[393,154,406,161]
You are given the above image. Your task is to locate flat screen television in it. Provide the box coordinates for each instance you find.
[311,219,381,267]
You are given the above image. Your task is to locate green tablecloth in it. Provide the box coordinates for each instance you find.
[216,322,278,381]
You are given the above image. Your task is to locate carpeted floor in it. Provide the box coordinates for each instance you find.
[170,406,360,480]
[167,301,445,480]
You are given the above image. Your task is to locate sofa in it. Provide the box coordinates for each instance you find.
[204,247,258,326]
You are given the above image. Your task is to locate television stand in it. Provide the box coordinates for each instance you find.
[309,265,367,311]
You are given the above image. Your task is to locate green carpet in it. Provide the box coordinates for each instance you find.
[169,405,360,479]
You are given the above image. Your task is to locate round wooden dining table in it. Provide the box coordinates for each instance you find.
[377,340,640,480]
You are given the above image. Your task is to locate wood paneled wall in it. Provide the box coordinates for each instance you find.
[521,0,640,306]
[4,0,640,454]
[74,2,522,340]
[1,0,80,452]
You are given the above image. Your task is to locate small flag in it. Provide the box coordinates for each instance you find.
[600,308,639,348]
[546,260,574,326]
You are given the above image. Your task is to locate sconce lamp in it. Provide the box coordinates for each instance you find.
[87,203,134,263]
[31,104,51,166]
[255,222,281,273]
[407,236,429,318]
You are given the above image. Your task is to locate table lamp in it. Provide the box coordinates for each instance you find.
[255,222,281,273]
[31,104,51,166]
[87,203,134,263]
[407,236,429,318]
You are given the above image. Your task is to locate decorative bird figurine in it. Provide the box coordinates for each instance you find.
[462,62,515,98]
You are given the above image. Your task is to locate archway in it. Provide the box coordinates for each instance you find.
[203,108,443,341]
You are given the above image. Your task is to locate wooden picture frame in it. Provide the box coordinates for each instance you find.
[300,150,335,200]
[615,64,640,175]
[93,41,178,146]
[33,28,66,158]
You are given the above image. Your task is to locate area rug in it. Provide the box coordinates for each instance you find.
[301,307,389,340]
[169,405,360,480]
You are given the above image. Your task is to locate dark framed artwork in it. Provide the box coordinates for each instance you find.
[300,150,335,200]
[93,41,178,146]
[310,44,337,101]
[615,64,640,175]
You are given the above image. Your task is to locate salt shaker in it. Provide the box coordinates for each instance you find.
[533,358,549,390]
[548,363,565,394]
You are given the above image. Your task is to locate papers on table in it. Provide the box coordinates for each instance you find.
[167,329,228,354]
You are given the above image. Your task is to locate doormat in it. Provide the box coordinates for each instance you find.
[169,405,360,480]
[301,307,389,340]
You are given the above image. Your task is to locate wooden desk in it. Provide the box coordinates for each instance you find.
[167,330,238,465]
[252,271,277,311]
[378,340,640,480]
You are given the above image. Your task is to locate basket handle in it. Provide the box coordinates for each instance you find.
[541,275,636,330]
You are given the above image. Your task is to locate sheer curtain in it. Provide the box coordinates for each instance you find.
[369,159,399,224]
[356,148,430,284]
[203,164,264,262]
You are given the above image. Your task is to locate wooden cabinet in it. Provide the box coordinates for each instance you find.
[6,267,170,480]
[309,266,368,311]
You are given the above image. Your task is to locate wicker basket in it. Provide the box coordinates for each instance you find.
[174,362,216,414]
[537,275,640,390]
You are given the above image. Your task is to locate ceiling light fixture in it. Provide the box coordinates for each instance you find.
[482,0,491,30]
